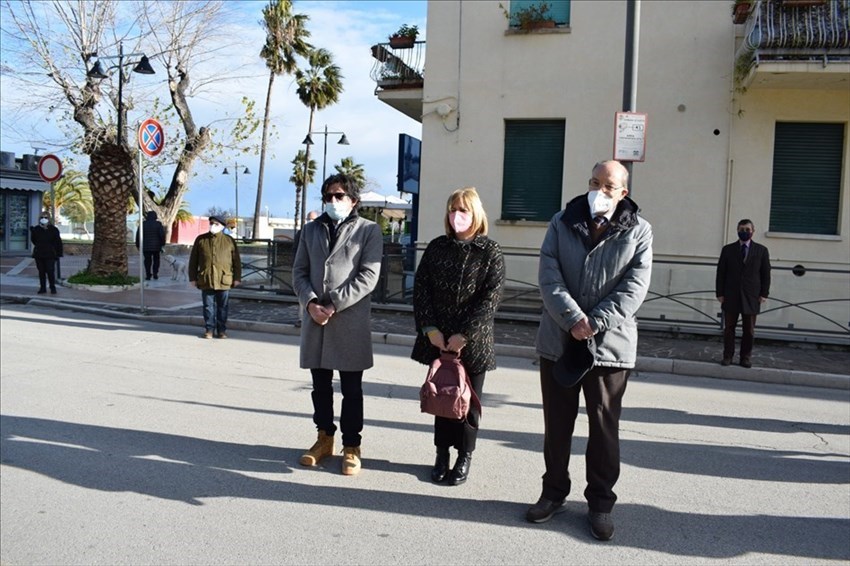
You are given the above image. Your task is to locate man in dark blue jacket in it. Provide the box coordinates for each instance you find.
[716,218,771,368]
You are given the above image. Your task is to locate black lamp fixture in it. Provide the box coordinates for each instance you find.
[300,125,350,227]
[86,43,156,145]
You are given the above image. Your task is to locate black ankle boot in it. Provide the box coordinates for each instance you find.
[447,451,472,486]
[431,447,450,483]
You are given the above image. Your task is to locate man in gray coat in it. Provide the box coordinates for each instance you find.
[292,174,383,476]
[527,160,653,541]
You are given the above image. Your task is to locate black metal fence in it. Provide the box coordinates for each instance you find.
[233,239,849,344]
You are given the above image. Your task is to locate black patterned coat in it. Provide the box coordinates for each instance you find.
[411,235,506,375]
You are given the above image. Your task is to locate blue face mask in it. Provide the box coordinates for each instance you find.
[738,230,752,242]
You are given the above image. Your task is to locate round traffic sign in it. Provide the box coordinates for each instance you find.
[138,118,165,157]
[37,154,63,183]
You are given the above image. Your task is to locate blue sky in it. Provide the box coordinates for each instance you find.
[0,0,427,217]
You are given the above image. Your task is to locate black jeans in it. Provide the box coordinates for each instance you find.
[723,310,757,361]
[143,251,161,278]
[434,371,485,453]
[201,289,230,334]
[34,257,56,291]
[310,368,364,448]
[539,358,629,513]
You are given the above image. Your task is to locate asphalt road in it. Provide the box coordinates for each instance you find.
[1,303,849,565]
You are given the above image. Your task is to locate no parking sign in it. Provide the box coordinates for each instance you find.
[138,118,165,157]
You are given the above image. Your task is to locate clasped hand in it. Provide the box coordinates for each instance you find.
[308,302,335,326]
[570,317,595,341]
[428,329,467,353]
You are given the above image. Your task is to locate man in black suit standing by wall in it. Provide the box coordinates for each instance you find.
[716,218,771,368]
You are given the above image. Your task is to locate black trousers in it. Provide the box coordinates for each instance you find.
[310,368,364,448]
[143,251,161,278]
[434,371,485,453]
[539,358,629,513]
[34,257,56,291]
[723,310,757,361]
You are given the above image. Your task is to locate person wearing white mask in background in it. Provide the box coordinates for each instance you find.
[411,187,505,486]
[30,210,63,294]
[188,215,241,339]
[293,174,383,476]
[528,160,652,542]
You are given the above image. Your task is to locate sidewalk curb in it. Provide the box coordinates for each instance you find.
[5,293,848,391]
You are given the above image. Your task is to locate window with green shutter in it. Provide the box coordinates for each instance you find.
[769,122,844,235]
[508,0,571,26]
[501,120,565,222]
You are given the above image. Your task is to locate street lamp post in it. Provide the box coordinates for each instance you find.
[86,42,155,146]
[301,125,349,227]
[222,163,250,237]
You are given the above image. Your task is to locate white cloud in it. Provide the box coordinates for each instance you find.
[0,0,426,219]
[173,0,427,218]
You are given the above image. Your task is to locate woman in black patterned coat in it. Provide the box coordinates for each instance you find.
[411,187,505,486]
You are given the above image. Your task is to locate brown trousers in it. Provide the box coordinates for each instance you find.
[539,357,629,513]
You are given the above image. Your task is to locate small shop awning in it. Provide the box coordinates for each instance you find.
[0,177,49,192]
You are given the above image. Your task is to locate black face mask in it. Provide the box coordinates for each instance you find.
[738,230,752,242]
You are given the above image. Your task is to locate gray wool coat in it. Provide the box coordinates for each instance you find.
[293,212,383,371]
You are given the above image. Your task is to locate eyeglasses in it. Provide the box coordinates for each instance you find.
[589,179,625,192]
[323,192,348,203]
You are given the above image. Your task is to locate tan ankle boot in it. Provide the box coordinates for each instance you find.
[299,430,334,466]
[342,446,361,476]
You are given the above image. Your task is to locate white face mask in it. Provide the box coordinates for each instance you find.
[326,200,352,222]
[39,218,49,226]
[209,224,224,234]
[587,190,615,216]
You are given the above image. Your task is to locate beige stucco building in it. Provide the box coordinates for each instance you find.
[372,0,850,343]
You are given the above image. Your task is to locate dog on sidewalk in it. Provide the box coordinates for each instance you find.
[163,254,188,281]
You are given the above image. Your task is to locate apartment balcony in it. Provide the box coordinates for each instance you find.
[369,41,425,122]
[734,0,850,90]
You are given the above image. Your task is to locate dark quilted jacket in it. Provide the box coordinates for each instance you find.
[411,235,506,374]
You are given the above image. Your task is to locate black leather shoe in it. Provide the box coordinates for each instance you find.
[721,358,732,366]
[740,357,752,368]
[431,447,450,483]
[526,496,567,523]
[588,511,614,541]
[447,451,471,486]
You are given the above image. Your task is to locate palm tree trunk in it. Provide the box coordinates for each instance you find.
[254,70,276,240]
[88,143,133,277]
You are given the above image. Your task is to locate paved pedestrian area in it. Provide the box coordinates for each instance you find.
[2,305,849,565]
[0,254,848,385]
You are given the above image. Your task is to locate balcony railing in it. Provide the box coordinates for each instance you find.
[735,0,850,86]
[369,41,425,91]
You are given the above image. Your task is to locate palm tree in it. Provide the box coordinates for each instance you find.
[290,149,317,220]
[295,47,343,229]
[42,169,93,234]
[334,157,366,190]
[254,0,311,239]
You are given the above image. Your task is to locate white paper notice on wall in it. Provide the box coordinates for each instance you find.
[613,112,647,162]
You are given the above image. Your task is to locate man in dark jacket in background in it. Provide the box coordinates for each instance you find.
[30,210,63,294]
[716,218,771,368]
[135,210,166,280]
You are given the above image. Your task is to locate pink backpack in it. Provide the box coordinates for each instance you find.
[420,352,481,420]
